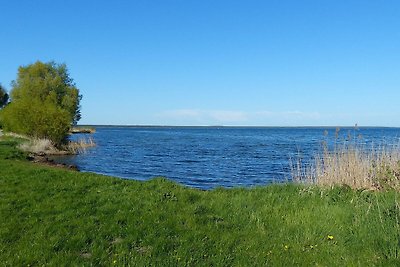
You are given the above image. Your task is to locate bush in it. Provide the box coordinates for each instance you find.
[1,98,71,145]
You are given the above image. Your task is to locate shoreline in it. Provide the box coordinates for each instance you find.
[27,152,78,171]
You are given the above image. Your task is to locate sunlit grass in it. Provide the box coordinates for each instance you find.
[1,138,400,265]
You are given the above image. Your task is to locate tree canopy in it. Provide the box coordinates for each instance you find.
[0,84,8,108]
[0,61,82,145]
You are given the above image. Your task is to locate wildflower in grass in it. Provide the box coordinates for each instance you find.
[284,245,289,250]
[113,260,117,264]
[303,244,317,251]
[327,235,334,240]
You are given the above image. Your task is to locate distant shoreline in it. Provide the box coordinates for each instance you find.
[76,125,400,129]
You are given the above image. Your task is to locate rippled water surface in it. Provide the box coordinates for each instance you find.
[57,127,400,189]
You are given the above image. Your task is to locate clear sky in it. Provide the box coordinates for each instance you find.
[1,1,399,126]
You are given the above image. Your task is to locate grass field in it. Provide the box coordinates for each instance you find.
[1,137,400,266]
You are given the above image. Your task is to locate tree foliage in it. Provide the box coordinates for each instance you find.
[0,84,8,108]
[1,61,82,145]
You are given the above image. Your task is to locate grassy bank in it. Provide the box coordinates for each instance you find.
[1,138,400,266]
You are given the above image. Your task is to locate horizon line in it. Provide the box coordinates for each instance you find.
[76,124,400,128]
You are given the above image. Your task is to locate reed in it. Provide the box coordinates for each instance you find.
[65,136,96,154]
[292,131,400,190]
[17,136,96,155]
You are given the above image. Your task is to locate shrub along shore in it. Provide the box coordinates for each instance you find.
[1,137,400,266]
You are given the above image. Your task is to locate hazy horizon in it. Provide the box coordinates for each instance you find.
[76,124,398,128]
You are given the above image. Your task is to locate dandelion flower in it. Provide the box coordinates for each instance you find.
[327,235,334,240]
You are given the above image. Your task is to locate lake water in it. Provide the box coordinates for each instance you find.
[56,127,400,189]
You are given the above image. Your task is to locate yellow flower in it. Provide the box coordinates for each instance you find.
[284,245,289,250]
[327,235,334,240]
[113,260,117,264]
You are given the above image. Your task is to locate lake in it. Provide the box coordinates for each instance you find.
[56,127,400,189]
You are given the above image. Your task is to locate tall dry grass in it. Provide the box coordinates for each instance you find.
[65,136,96,154]
[18,138,61,155]
[18,136,96,155]
[292,129,400,190]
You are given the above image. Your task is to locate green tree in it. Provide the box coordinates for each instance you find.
[0,84,8,108]
[1,61,82,145]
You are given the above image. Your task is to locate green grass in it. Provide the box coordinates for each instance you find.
[1,138,400,266]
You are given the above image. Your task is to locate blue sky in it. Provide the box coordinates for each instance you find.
[1,1,399,126]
